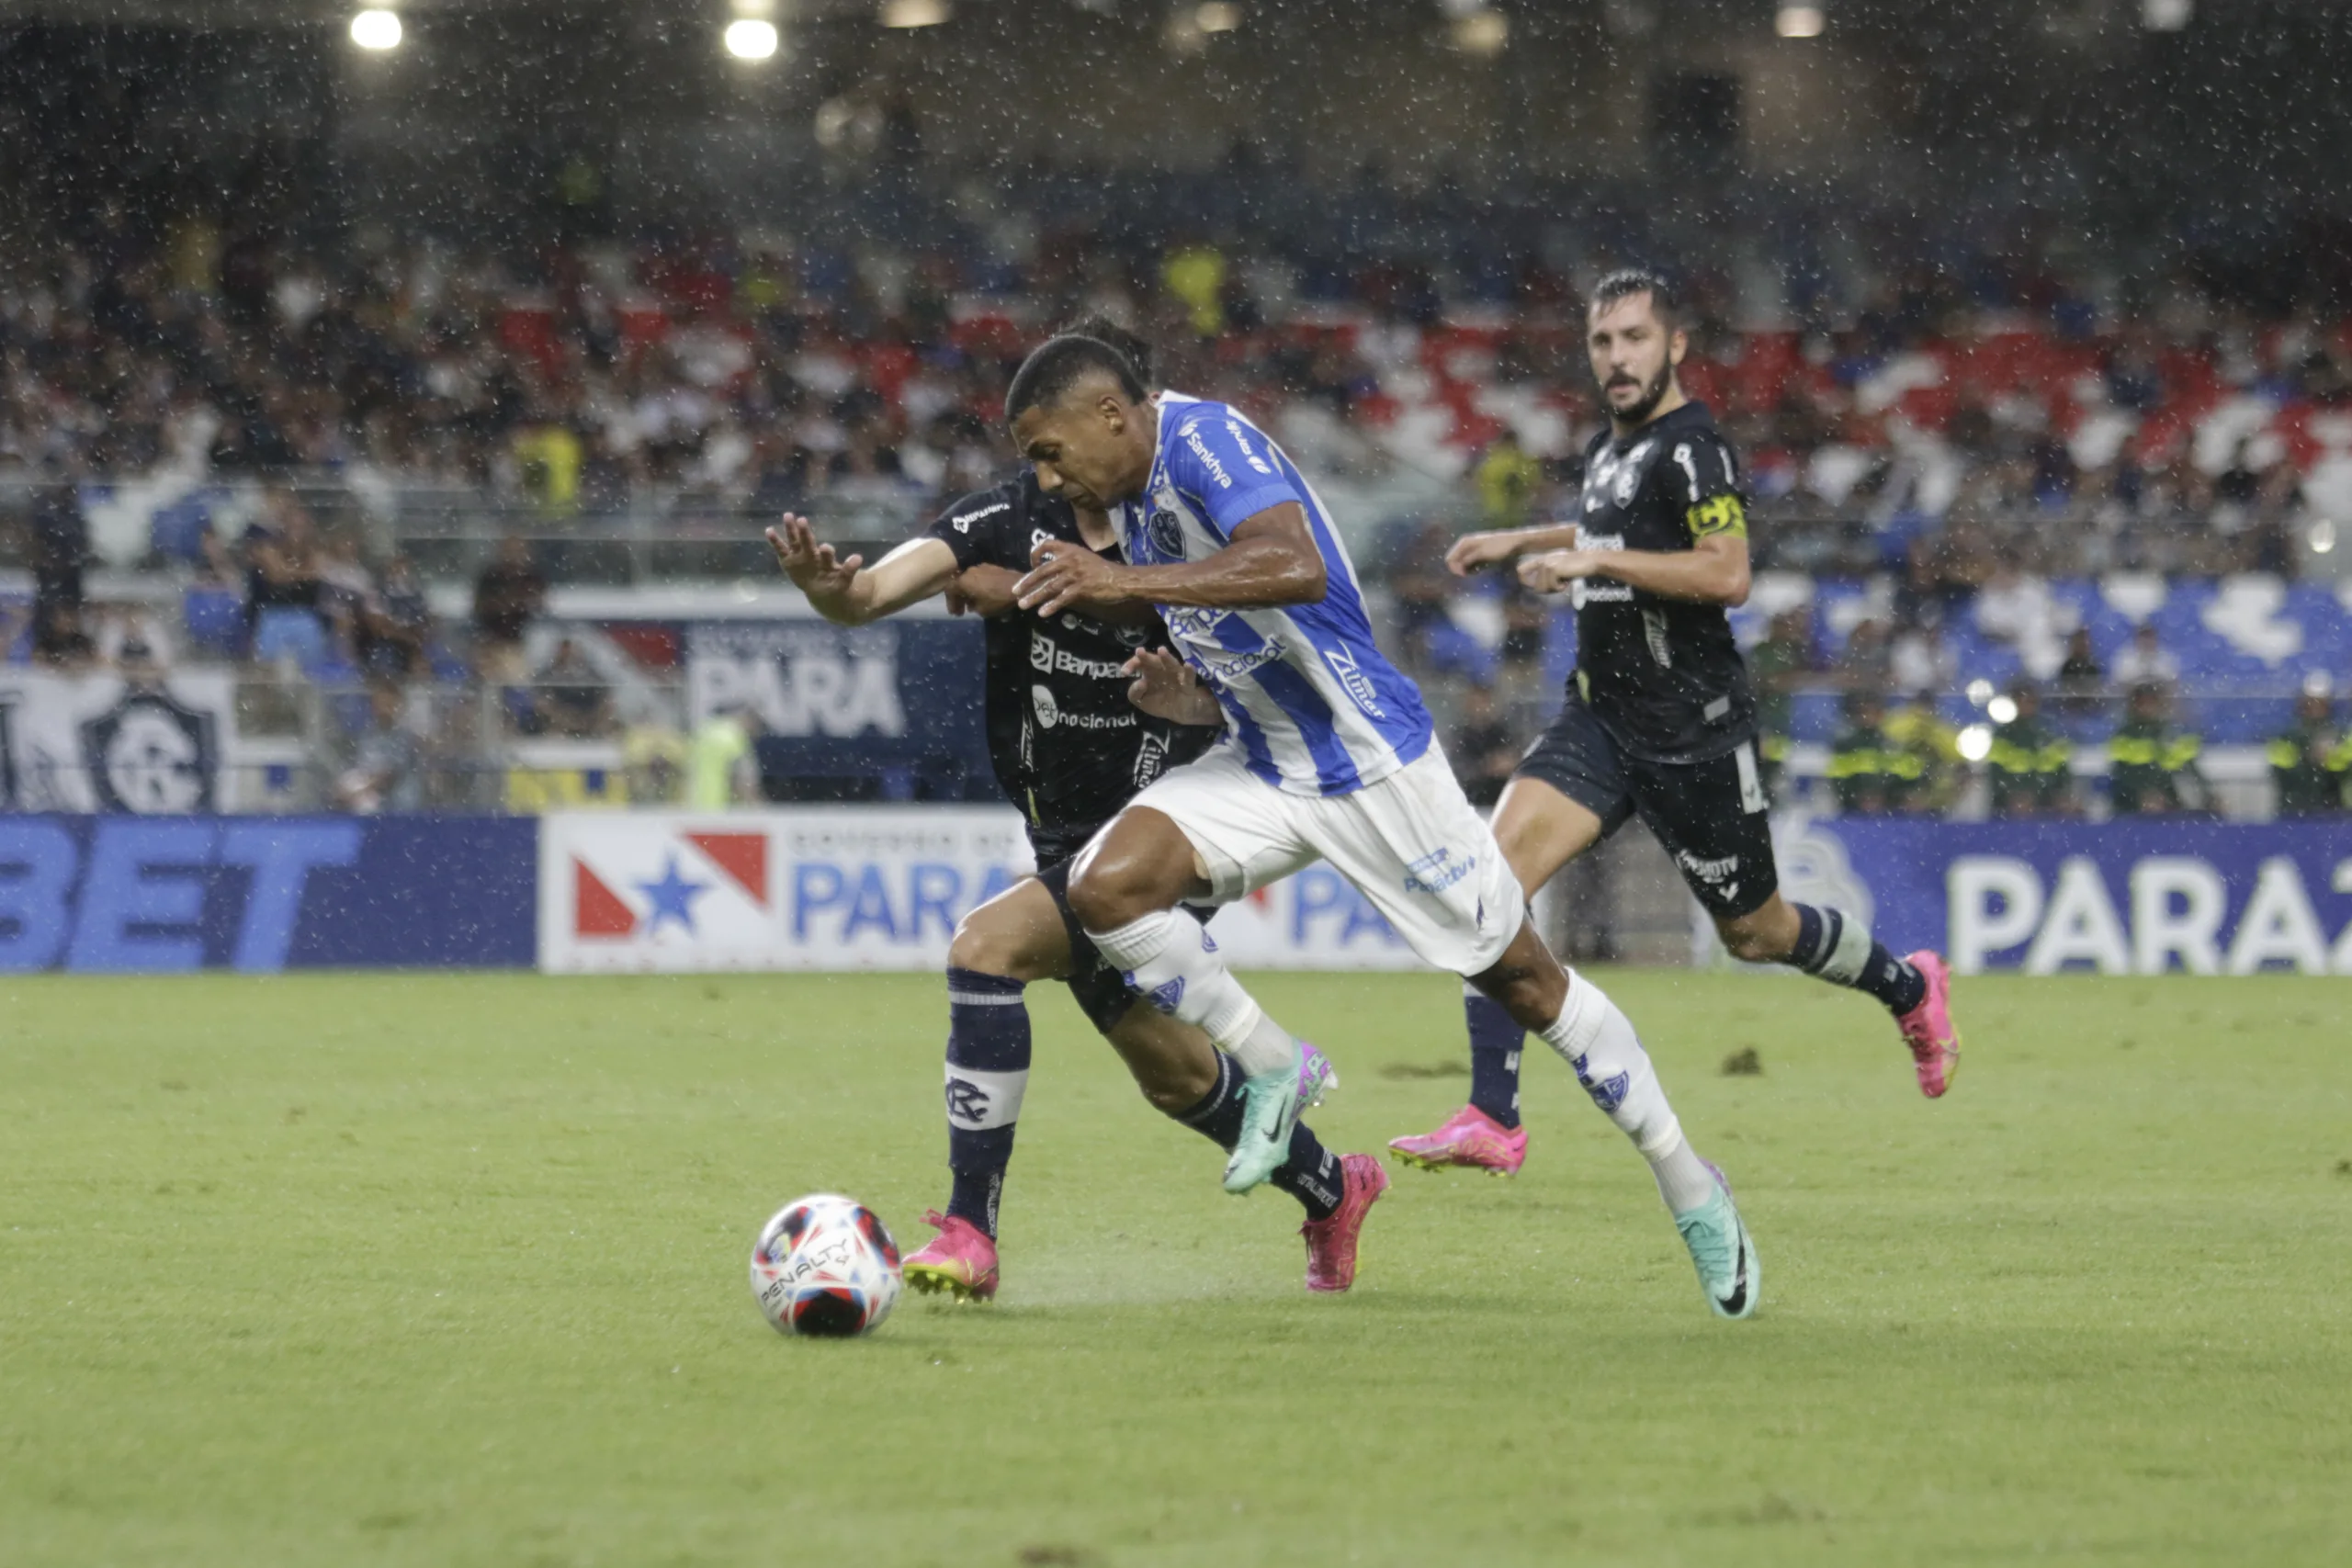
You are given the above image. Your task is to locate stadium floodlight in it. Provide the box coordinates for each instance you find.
[1956,724,1994,763]
[1986,695,2019,726]
[1194,1,1241,32]
[879,0,952,26]
[725,18,780,59]
[2142,0,2192,29]
[349,7,401,51]
[1775,5,1824,38]
[1451,6,1509,53]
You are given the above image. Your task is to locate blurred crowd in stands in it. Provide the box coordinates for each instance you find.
[4,203,2349,567]
[4,200,2350,818]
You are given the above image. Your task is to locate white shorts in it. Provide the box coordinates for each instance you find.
[1123,742,1525,976]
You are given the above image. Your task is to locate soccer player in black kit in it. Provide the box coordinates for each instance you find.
[764,327,1380,1299]
[1390,271,1962,1178]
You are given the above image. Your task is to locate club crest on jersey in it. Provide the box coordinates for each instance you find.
[1148,507,1184,559]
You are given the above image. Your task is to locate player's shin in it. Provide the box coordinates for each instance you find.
[1088,908,1296,1076]
[942,967,1032,1238]
[1536,972,1718,1215]
[1784,904,1928,1015]
[1462,983,1526,1130]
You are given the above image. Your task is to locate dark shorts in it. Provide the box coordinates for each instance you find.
[1514,694,1778,919]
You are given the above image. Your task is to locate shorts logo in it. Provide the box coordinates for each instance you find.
[1148,507,1185,559]
[1677,850,1740,885]
[1403,847,1476,895]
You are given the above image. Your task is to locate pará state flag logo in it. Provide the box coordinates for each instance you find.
[566,825,771,948]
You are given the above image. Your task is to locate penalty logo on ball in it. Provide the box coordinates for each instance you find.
[750,1194,903,1338]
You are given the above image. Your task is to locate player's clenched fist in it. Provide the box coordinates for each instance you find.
[1517,549,1606,595]
[1447,530,1526,577]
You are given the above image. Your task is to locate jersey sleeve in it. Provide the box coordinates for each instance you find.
[1666,431,1748,542]
[924,485,1022,573]
[1164,408,1301,536]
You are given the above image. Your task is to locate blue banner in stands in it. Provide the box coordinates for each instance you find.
[1775,816,2352,976]
[682,618,999,800]
[0,816,537,973]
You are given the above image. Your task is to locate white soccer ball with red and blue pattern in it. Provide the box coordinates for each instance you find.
[750,1194,902,1337]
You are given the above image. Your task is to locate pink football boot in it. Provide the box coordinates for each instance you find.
[1387,1104,1527,1176]
[1301,1154,1389,1293]
[900,1211,1000,1302]
[1896,951,1962,1099]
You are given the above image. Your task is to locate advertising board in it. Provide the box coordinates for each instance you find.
[1750,816,2352,975]
[0,816,536,973]
[538,807,1424,973]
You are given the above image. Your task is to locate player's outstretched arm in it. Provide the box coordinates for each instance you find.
[1124,648,1224,727]
[1013,502,1326,617]
[944,564,1022,618]
[764,514,957,626]
[1518,532,1750,606]
[1445,524,1581,576]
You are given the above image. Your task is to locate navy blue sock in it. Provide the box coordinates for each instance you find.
[1787,904,1928,1016]
[1464,991,1525,1130]
[1172,1053,1341,1222]
[943,967,1032,1239]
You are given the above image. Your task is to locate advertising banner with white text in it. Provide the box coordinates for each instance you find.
[1743,816,2352,976]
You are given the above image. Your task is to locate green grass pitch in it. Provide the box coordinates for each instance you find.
[4,969,2349,1566]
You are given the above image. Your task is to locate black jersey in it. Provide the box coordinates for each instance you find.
[1566,400,1758,765]
[927,475,1214,862]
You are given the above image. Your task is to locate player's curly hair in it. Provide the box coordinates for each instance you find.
[1590,267,1682,330]
[1003,333,1148,426]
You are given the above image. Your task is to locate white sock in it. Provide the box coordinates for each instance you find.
[1536,971,1718,1214]
[1090,908,1297,1077]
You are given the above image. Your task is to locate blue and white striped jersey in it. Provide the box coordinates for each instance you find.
[1118,393,1433,796]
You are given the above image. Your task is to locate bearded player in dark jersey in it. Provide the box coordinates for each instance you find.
[1390,271,1962,1178]
[764,327,1381,1299]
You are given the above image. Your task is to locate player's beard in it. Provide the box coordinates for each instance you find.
[1604,359,1675,426]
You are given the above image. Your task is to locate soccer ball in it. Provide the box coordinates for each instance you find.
[749,1194,903,1337]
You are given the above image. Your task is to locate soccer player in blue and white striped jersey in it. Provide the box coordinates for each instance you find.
[1008,335,1761,1319]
